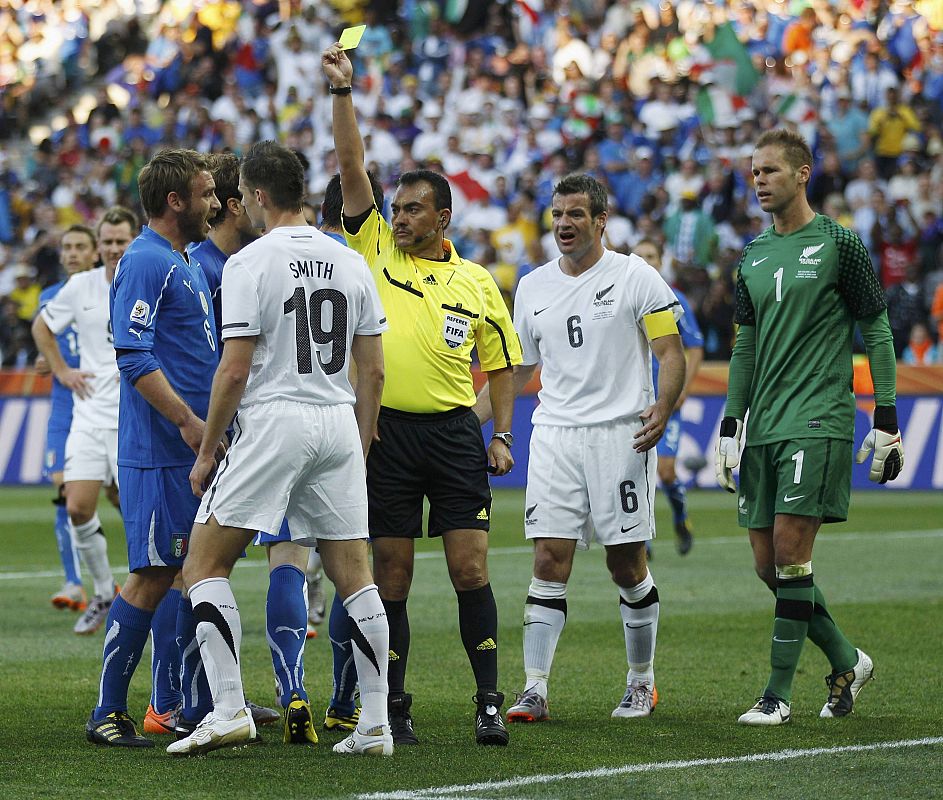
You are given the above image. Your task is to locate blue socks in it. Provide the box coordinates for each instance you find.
[329,591,358,714]
[149,587,182,714]
[267,563,308,707]
[665,479,688,525]
[177,596,212,724]
[93,595,152,720]
[55,503,81,584]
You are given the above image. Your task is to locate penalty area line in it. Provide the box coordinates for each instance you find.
[359,737,943,800]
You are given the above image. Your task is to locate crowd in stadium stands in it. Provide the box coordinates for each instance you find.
[1,0,942,367]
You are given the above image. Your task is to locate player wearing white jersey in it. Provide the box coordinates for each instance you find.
[475,174,686,722]
[169,141,393,757]
[33,211,136,635]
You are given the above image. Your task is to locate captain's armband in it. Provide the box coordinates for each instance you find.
[642,309,679,340]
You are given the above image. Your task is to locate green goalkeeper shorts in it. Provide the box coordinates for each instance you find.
[737,438,853,530]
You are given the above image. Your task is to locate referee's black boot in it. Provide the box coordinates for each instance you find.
[473,690,509,746]
[388,692,419,745]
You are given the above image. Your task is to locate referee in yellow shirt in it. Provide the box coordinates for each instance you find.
[323,44,522,747]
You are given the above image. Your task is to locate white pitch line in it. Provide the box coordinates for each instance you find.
[1,530,942,582]
[360,737,943,800]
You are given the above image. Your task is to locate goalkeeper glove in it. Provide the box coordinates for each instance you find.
[855,406,904,484]
[715,416,743,493]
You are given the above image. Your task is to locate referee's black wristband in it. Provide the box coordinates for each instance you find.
[873,405,898,433]
[329,85,352,95]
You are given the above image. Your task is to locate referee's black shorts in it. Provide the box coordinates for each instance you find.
[367,406,492,538]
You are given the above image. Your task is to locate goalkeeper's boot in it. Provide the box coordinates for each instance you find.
[167,707,257,755]
[324,704,360,732]
[283,692,318,744]
[333,724,393,756]
[86,711,154,747]
[506,690,550,723]
[738,695,791,726]
[611,681,657,718]
[820,648,874,718]
[473,690,509,746]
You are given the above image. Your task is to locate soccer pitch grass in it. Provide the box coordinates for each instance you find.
[0,486,940,800]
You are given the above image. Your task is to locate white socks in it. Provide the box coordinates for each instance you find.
[523,578,567,699]
[618,571,659,686]
[189,577,245,719]
[72,515,113,598]
[344,584,389,731]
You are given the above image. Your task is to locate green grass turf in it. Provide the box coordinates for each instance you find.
[0,486,941,799]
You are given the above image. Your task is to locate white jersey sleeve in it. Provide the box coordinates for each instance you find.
[220,257,261,339]
[42,268,119,430]
[353,260,387,337]
[40,278,78,336]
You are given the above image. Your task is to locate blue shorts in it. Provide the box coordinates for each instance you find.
[253,518,292,546]
[120,464,200,571]
[657,413,682,458]
[44,421,71,478]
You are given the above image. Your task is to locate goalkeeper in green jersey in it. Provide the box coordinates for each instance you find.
[715,129,903,726]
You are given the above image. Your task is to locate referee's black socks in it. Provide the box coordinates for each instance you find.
[457,584,499,692]
[381,597,410,695]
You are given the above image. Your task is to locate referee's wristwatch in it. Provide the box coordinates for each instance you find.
[491,431,514,448]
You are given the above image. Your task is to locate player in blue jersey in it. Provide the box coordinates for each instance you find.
[635,239,704,556]
[84,149,222,748]
[36,226,98,612]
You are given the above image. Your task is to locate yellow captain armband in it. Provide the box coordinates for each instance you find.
[642,309,679,340]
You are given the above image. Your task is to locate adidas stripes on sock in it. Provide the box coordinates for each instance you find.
[382,597,409,695]
[266,563,308,707]
[190,577,245,718]
[457,583,499,693]
[618,571,659,686]
[522,577,567,699]
[345,584,389,731]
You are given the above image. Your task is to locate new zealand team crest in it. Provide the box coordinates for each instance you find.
[443,313,470,349]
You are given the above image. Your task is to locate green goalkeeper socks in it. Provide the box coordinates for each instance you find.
[806,584,859,674]
[764,576,814,702]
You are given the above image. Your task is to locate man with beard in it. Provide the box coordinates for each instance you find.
[85,149,222,747]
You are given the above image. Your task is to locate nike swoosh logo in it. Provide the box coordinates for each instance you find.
[752,257,768,266]
[534,306,551,316]
[595,284,615,301]
[523,621,552,627]
[82,305,97,311]
[783,494,805,503]
[772,636,800,643]
[620,523,640,533]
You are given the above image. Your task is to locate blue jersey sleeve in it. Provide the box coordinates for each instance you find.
[111,249,176,353]
[674,290,704,350]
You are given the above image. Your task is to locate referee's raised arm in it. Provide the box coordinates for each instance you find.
[322,43,377,217]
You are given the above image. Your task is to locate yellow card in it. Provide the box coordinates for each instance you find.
[339,25,366,50]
